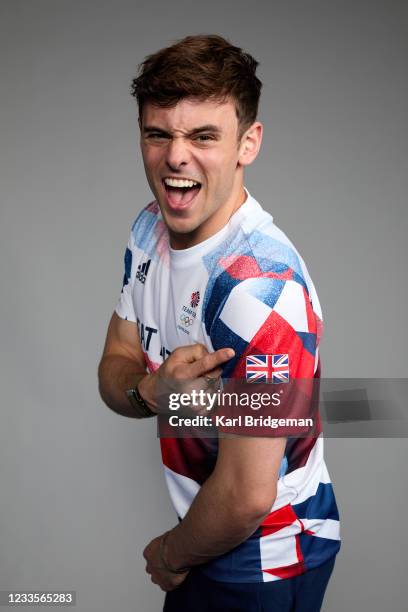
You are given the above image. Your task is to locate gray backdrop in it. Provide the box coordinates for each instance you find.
[1,0,407,610]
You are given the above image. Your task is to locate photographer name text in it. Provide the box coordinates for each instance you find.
[168,414,314,429]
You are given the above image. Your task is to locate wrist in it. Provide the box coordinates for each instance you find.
[125,373,156,418]
[137,373,158,413]
[159,531,190,574]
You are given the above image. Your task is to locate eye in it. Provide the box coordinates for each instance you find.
[194,134,216,142]
[146,132,169,140]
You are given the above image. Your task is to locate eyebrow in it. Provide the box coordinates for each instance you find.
[142,124,222,136]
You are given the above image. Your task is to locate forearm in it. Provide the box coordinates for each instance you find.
[164,472,273,570]
[98,354,153,418]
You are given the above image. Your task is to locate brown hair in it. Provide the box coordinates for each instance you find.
[130,34,262,137]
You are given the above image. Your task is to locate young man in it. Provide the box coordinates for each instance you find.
[98,35,340,611]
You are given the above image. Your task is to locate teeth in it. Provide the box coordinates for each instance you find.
[164,177,200,188]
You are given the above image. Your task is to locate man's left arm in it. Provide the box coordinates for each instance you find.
[143,435,286,590]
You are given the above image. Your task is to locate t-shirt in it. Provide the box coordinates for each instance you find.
[115,189,341,583]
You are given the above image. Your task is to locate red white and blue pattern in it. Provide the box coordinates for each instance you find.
[245,353,289,383]
[115,190,340,583]
[272,353,289,383]
[246,354,274,382]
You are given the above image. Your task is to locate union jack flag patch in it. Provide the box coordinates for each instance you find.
[246,354,290,383]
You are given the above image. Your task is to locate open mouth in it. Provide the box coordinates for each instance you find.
[163,177,201,209]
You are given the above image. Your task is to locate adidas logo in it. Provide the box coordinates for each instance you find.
[136,259,151,284]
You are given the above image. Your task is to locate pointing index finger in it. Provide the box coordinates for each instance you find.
[189,348,235,379]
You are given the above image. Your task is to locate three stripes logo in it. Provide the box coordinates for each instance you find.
[136,259,151,284]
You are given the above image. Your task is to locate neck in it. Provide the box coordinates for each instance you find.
[169,184,247,250]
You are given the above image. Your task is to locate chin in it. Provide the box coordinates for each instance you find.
[167,218,200,236]
[159,204,197,229]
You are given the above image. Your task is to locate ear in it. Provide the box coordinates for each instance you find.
[238,122,263,166]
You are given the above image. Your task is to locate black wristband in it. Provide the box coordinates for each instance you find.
[126,376,155,418]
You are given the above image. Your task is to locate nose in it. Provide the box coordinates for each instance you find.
[165,136,191,170]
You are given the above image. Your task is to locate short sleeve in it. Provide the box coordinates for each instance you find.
[209,275,320,381]
[114,233,137,323]
[210,274,321,436]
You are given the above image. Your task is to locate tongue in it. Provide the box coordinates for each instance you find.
[167,186,200,207]
[169,187,189,205]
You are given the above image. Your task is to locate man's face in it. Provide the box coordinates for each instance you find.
[139,97,261,248]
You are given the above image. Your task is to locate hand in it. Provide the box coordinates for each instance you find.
[138,344,234,414]
[143,535,189,592]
